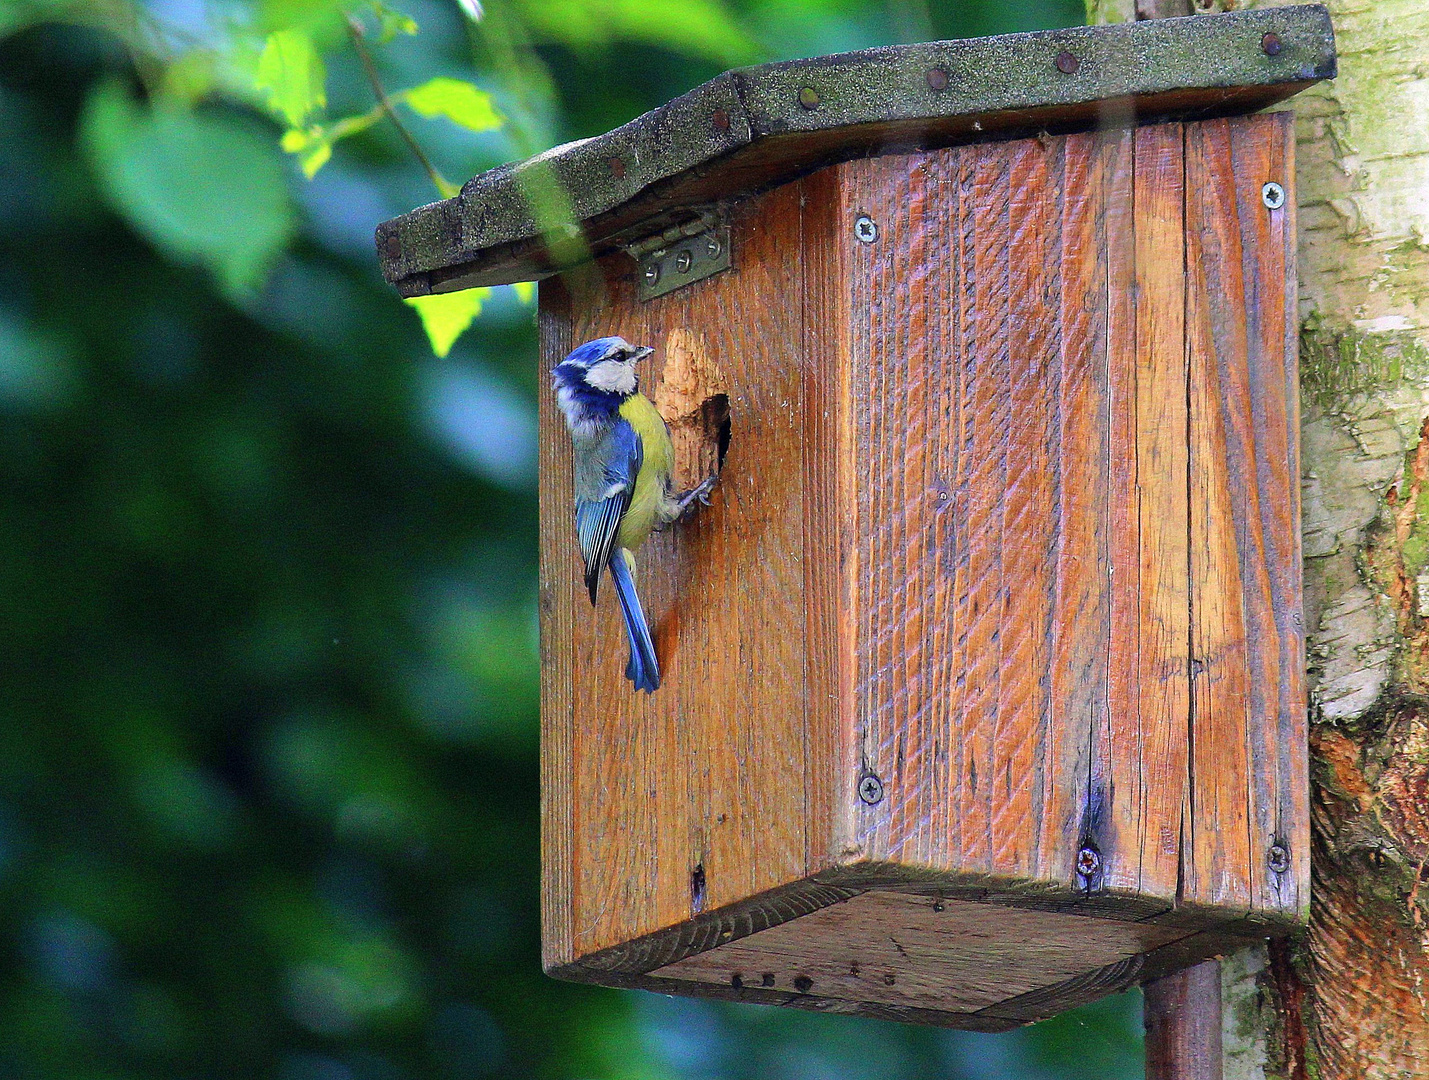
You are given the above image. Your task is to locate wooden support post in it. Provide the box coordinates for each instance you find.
[1144,959,1222,1080]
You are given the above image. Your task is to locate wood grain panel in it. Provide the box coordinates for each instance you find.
[540,184,827,962]
[1131,123,1190,902]
[1186,112,1307,918]
[650,891,1189,1013]
[840,129,1196,898]
[538,279,577,970]
[800,166,858,873]
[841,148,970,871]
[1048,129,1115,888]
[1102,126,1143,895]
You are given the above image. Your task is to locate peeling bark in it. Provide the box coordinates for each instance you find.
[1082,0,1429,1073]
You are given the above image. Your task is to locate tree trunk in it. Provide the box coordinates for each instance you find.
[1085,0,1429,1074]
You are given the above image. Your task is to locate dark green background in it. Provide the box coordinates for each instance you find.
[0,0,1146,1075]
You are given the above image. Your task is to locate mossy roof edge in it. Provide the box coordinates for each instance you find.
[377,5,1335,296]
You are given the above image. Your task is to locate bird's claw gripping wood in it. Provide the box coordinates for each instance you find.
[672,474,718,520]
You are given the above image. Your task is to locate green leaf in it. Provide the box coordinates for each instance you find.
[512,0,759,66]
[370,0,418,42]
[255,28,326,128]
[511,281,535,305]
[405,290,489,357]
[400,78,503,133]
[280,127,332,178]
[81,81,297,300]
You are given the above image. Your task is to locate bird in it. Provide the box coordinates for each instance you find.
[552,336,716,693]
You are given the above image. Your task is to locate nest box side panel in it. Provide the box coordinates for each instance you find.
[821,113,1304,926]
[537,182,848,972]
[1184,112,1308,921]
[829,128,1190,903]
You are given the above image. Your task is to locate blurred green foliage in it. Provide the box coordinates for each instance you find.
[0,0,1147,1076]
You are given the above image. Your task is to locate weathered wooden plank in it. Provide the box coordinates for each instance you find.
[1132,122,1190,901]
[378,9,1337,295]
[1186,112,1306,918]
[841,147,971,871]
[799,166,857,875]
[1186,117,1255,913]
[649,891,1189,1013]
[994,136,1061,879]
[1102,125,1143,895]
[1047,128,1113,887]
[538,278,577,971]
[545,186,814,960]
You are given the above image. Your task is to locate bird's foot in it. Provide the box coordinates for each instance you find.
[674,474,718,517]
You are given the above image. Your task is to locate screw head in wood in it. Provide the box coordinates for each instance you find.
[712,107,731,132]
[926,67,949,91]
[798,86,820,110]
[675,249,693,273]
[609,156,626,179]
[858,773,884,805]
[854,215,878,243]
[1262,181,1286,210]
[1267,843,1290,874]
[1261,31,1283,56]
[705,235,722,259]
[1075,845,1102,879]
[1055,50,1079,75]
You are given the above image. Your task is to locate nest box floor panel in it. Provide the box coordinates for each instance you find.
[649,891,1188,1013]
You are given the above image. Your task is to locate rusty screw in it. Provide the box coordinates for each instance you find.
[858,773,884,805]
[1267,843,1290,874]
[609,156,626,179]
[926,67,949,91]
[712,108,731,132]
[1056,50,1079,75]
[1076,845,1102,879]
[1262,181,1286,210]
[798,86,820,110]
[1262,31,1283,56]
[854,215,878,243]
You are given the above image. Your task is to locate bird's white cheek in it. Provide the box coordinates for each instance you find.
[585,361,637,395]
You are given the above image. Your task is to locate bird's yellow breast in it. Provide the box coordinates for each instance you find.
[616,392,674,552]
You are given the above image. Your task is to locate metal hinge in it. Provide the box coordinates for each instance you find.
[624,212,731,301]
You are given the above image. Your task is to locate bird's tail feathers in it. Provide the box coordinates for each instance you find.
[609,549,659,693]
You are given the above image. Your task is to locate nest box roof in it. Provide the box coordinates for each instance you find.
[376,5,1335,297]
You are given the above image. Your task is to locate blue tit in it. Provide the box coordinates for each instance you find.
[552,336,715,693]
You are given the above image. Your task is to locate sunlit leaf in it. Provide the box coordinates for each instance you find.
[512,0,759,66]
[280,126,333,177]
[511,281,536,304]
[370,0,418,41]
[400,77,503,133]
[255,28,327,128]
[405,289,489,357]
[81,81,297,300]
[455,0,483,22]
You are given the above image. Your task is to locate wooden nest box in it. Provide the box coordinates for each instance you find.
[379,7,1335,1030]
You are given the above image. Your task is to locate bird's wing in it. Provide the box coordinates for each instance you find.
[575,418,643,604]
